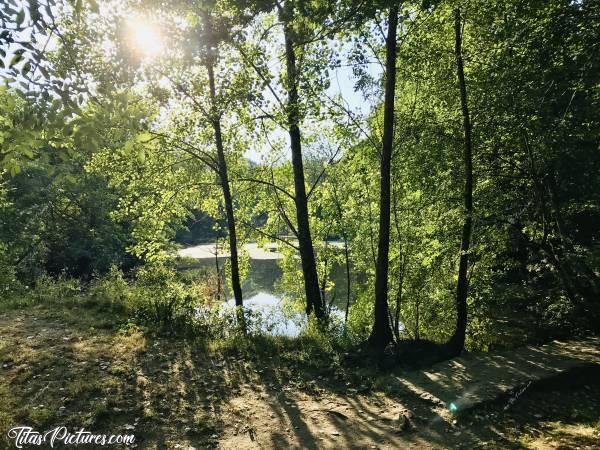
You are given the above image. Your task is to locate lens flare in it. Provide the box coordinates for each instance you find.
[127,17,164,59]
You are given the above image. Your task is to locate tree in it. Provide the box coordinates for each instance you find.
[446,7,473,356]
[368,2,399,350]
[201,8,245,312]
[232,0,356,319]
[278,1,325,318]
[79,0,256,323]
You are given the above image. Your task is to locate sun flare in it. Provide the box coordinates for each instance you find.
[127,17,164,59]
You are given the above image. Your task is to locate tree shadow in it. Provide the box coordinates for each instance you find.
[4,305,598,449]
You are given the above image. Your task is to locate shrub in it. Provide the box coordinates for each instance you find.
[33,273,82,304]
[89,265,131,311]
[0,243,20,297]
[130,263,203,332]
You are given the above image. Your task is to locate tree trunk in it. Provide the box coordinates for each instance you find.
[393,254,406,340]
[215,237,222,301]
[343,235,351,323]
[368,3,399,349]
[281,5,324,319]
[206,56,244,317]
[332,187,352,323]
[447,8,473,357]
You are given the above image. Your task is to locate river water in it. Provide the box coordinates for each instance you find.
[178,243,352,336]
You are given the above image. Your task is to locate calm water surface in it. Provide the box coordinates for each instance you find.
[179,253,352,336]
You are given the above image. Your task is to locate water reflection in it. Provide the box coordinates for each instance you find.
[179,255,351,336]
[180,257,351,307]
[227,292,305,336]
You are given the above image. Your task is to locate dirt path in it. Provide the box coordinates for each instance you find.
[394,336,600,414]
[213,337,600,449]
[1,303,599,449]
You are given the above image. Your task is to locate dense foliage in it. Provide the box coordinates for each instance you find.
[1,0,598,357]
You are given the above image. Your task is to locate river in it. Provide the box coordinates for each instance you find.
[178,242,353,335]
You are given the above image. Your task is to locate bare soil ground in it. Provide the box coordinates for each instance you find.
[1,302,599,449]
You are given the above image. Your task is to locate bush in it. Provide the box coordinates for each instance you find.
[345,290,374,345]
[89,264,244,336]
[0,244,20,297]
[33,273,82,304]
[89,265,132,311]
[130,264,204,332]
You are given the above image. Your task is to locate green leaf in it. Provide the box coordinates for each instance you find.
[16,9,25,27]
[21,61,31,76]
[136,132,153,143]
[9,163,21,177]
[123,140,134,155]
[9,51,24,68]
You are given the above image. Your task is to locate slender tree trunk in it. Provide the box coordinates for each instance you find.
[447,8,473,356]
[206,53,244,319]
[215,237,221,301]
[368,3,399,349]
[392,183,406,340]
[343,235,351,323]
[332,188,352,323]
[415,291,420,340]
[393,254,406,340]
[320,253,328,308]
[281,5,324,319]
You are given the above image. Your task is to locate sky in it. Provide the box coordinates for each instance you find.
[240,22,384,163]
[0,2,384,163]
[244,60,382,163]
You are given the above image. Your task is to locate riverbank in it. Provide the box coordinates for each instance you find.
[178,241,345,260]
[179,242,284,260]
[1,299,599,449]
[176,241,353,322]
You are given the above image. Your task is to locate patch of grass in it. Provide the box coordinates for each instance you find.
[2,295,598,450]
[67,378,104,398]
[192,409,218,434]
[209,328,342,368]
[0,384,14,433]
[15,405,55,428]
[90,399,111,425]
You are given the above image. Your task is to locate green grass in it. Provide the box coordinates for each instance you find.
[2,284,599,449]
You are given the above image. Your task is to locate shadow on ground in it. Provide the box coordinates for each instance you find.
[1,304,599,449]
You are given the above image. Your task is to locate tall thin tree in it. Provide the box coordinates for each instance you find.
[202,10,245,322]
[278,0,325,318]
[447,8,474,356]
[368,2,399,349]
